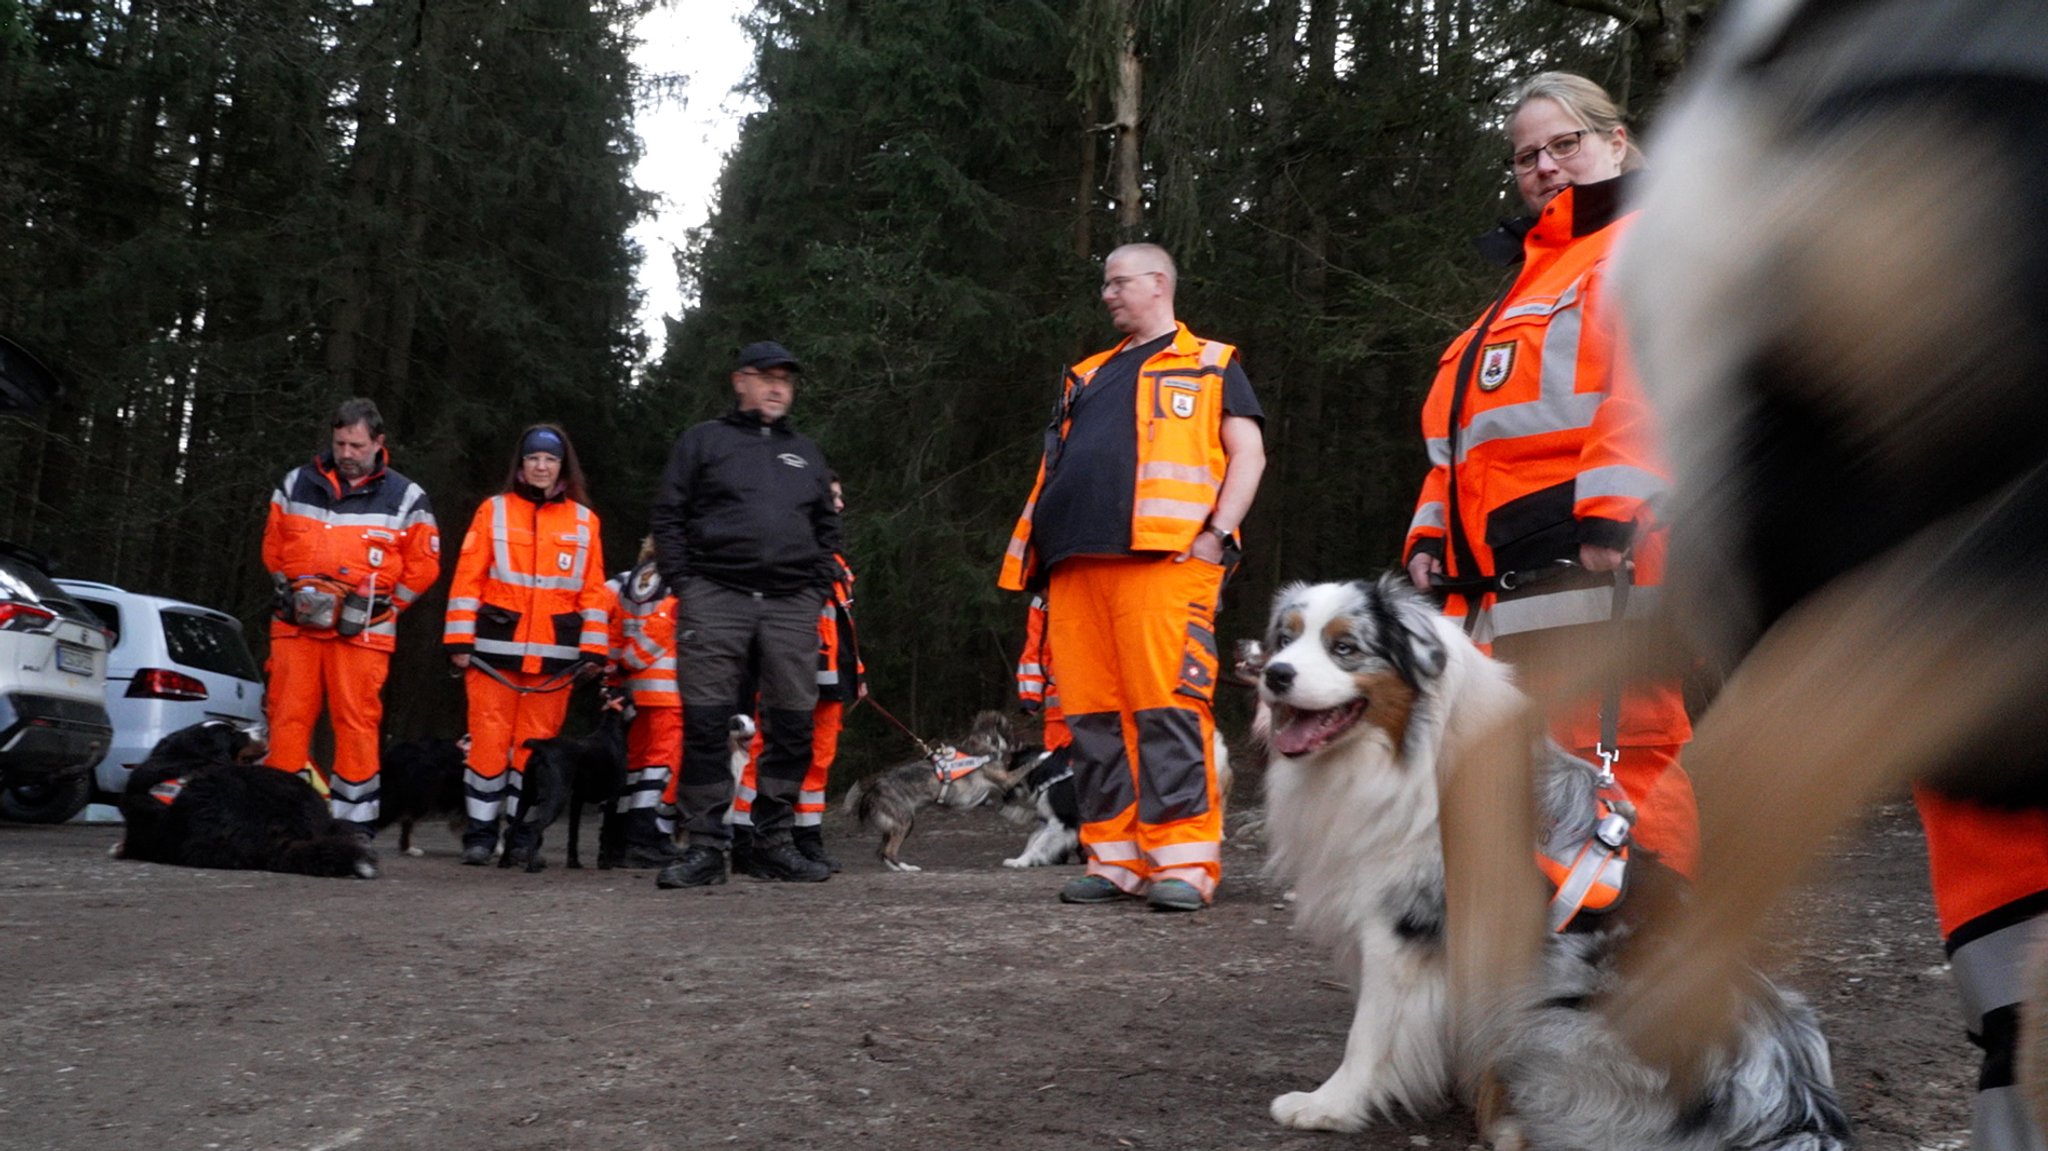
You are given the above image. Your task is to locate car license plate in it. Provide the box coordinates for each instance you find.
[56,642,93,676]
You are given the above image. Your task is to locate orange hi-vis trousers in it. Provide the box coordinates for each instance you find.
[462,664,574,822]
[264,635,390,823]
[1047,554,1226,901]
[1564,741,1696,880]
[621,706,681,815]
[735,700,844,828]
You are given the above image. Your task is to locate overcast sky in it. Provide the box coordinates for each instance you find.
[628,2,761,362]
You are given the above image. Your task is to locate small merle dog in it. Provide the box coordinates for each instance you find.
[116,721,378,879]
[513,704,628,871]
[375,734,469,856]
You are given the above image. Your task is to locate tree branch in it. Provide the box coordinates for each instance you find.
[1550,0,1655,28]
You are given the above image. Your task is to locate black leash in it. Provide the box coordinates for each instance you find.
[461,658,584,696]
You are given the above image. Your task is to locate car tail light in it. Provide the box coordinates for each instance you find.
[0,601,58,633]
[127,668,208,701]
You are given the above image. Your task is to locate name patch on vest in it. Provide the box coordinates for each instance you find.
[1479,343,1515,391]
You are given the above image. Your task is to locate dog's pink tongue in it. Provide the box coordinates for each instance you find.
[1273,709,1335,757]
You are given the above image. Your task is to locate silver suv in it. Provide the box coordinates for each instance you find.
[55,579,266,817]
[0,542,113,821]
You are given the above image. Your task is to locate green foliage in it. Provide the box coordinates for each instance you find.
[0,0,657,736]
[658,0,1717,781]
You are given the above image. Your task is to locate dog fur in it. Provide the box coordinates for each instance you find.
[115,721,379,880]
[514,703,628,871]
[847,710,1025,872]
[999,745,1081,868]
[375,734,468,857]
[1258,577,1847,1149]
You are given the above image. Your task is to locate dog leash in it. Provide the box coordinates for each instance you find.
[854,694,942,759]
[460,659,586,696]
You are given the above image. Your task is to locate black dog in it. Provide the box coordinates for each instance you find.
[512,704,627,871]
[116,721,378,879]
[375,734,468,857]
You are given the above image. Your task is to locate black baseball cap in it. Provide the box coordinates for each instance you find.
[736,340,802,373]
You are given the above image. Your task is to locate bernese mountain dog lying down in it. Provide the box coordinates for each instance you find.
[115,720,378,879]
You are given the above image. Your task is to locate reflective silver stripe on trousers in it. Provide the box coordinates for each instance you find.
[1951,916,2044,1031]
[1487,585,1660,640]
[330,796,378,822]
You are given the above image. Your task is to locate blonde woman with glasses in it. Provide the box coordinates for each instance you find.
[1400,72,1698,878]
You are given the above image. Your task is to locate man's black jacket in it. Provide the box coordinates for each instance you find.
[649,407,840,597]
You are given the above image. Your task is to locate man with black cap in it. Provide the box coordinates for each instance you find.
[649,341,841,887]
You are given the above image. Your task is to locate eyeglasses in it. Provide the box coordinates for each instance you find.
[739,367,797,385]
[1508,129,1590,174]
[1101,271,1162,295]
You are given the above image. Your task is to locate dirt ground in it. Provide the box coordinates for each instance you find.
[0,787,1975,1151]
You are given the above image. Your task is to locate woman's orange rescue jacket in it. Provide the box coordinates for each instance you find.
[443,490,609,676]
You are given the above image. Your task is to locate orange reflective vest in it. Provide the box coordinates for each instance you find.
[443,490,609,675]
[999,322,1238,591]
[608,562,679,710]
[262,452,440,653]
[1405,178,1672,645]
[816,553,864,703]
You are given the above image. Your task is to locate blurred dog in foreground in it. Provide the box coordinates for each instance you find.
[116,721,379,879]
[1258,578,1847,1148]
[1419,0,2048,1137]
[375,734,468,857]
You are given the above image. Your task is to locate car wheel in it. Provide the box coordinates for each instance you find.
[0,770,95,823]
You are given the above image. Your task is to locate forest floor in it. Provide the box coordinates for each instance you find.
[0,788,1974,1151]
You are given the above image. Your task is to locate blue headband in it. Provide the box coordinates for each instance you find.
[520,428,566,459]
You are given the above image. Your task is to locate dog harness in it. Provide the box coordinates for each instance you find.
[1537,772,1634,932]
[148,776,188,807]
[930,747,992,804]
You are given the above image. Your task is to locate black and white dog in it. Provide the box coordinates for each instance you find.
[997,732,1235,868]
[116,721,379,880]
[1257,578,1848,1150]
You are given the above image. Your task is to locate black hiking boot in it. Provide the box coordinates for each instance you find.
[792,826,841,874]
[656,844,728,889]
[747,836,831,883]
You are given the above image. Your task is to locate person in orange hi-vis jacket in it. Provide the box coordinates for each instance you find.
[1015,593,1072,753]
[1402,72,1697,879]
[262,397,440,838]
[733,476,864,875]
[443,423,609,870]
[601,538,683,870]
[999,242,1267,913]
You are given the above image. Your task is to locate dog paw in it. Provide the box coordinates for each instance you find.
[884,859,922,873]
[404,846,425,858]
[354,860,379,880]
[1270,1090,1367,1132]
[1002,857,1028,868]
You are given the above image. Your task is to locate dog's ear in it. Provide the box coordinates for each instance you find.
[1372,574,1448,685]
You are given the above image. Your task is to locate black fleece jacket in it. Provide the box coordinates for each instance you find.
[649,407,840,597]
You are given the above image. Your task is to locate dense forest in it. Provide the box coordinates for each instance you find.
[0,0,1716,777]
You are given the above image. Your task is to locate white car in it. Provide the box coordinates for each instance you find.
[54,579,266,817]
[0,543,113,822]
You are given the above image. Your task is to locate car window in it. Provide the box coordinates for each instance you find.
[1,554,97,624]
[71,596,122,645]
[160,610,261,681]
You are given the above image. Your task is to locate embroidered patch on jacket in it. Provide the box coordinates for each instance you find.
[1170,391,1196,418]
[629,565,662,603]
[778,453,809,468]
[556,552,572,572]
[366,546,385,568]
[1479,343,1515,391]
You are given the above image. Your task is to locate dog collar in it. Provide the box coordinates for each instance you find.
[149,776,188,807]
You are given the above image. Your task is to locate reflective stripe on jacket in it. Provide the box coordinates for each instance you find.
[999,322,1236,591]
[1404,176,1672,641]
[815,553,864,701]
[443,491,609,675]
[607,567,680,710]
[1015,593,1060,716]
[262,453,440,653]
